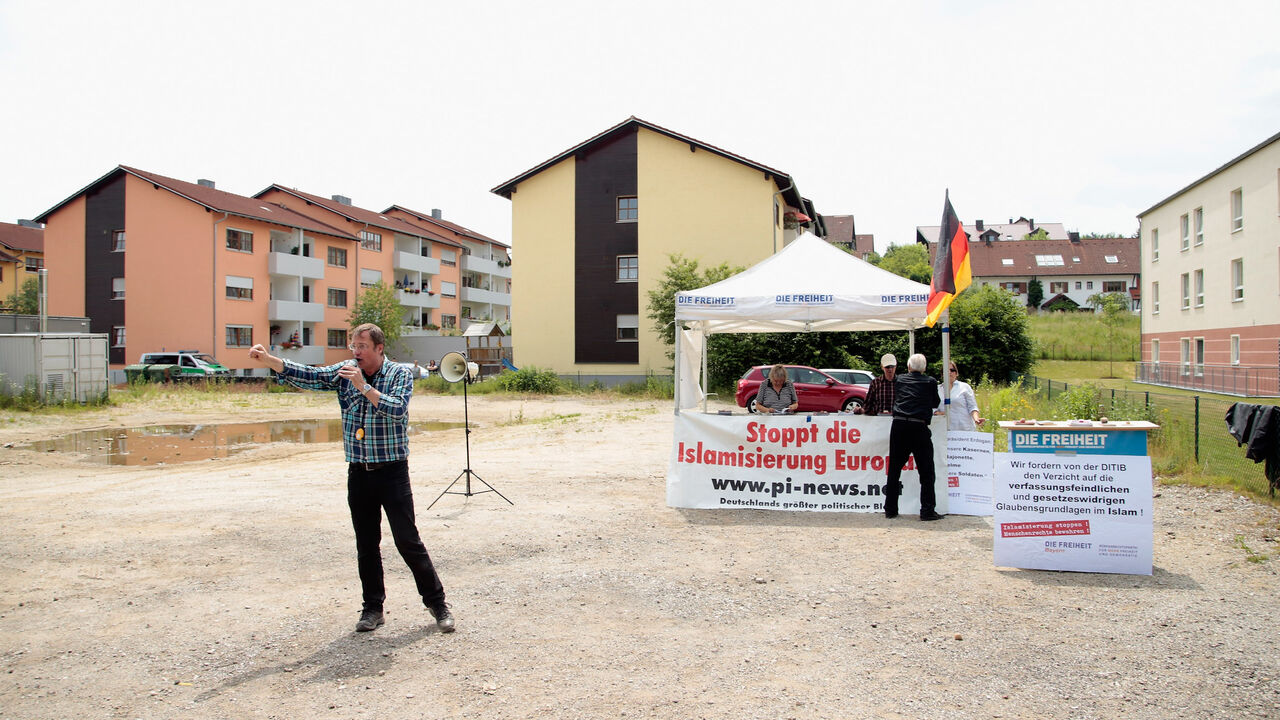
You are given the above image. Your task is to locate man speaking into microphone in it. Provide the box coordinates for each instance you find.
[248,322,454,634]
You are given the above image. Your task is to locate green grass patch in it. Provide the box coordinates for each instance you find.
[1027,311,1139,362]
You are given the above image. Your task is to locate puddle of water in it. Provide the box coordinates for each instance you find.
[19,419,466,466]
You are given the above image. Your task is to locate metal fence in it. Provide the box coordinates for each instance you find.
[1134,361,1280,398]
[1012,373,1279,499]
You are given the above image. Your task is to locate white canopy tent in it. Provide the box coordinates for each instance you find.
[673,232,950,411]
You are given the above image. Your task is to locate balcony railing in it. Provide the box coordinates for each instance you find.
[397,289,441,309]
[460,253,511,279]
[268,300,325,323]
[459,286,510,306]
[268,252,325,280]
[1134,362,1280,397]
[393,251,440,275]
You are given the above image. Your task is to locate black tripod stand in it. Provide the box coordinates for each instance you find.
[428,358,513,508]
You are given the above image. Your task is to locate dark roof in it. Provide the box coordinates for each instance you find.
[384,205,505,248]
[939,236,1140,277]
[254,185,455,244]
[35,166,356,240]
[1138,129,1280,218]
[0,221,43,253]
[0,246,20,263]
[490,116,806,209]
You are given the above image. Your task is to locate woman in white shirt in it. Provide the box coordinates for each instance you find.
[941,361,983,431]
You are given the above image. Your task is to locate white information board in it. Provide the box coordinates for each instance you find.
[993,453,1153,575]
[946,430,994,516]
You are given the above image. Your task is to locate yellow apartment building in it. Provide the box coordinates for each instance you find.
[491,116,820,384]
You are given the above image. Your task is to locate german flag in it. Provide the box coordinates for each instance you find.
[924,191,971,327]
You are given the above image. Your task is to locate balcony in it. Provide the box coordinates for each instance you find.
[398,290,441,309]
[461,253,511,279]
[268,300,325,323]
[394,251,440,275]
[459,286,510,306]
[268,252,325,280]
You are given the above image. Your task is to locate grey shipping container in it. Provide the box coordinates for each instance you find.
[0,333,109,402]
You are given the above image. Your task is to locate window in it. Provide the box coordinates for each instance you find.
[1151,228,1159,261]
[1000,282,1027,295]
[1086,281,1093,289]
[327,329,347,348]
[616,196,638,222]
[112,326,126,348]
[1180,338,1190,376]
[1180,273,1190,309]
[327,246,347,267]
[1180,213,1190,251]
[25,257,44,271]
[1194,207,1204,246]
[1104,255,1119,263]
[225,275,253,300]
[616,314,639,341]
[1103,281,1124,293]
[1075,281,1082,290]
[1034,254,1064,266]
[226,228,254,252]
[441,314,457,329]
[1001,258,1014,266]
[1151,338,1159,363]
[360,230,382,252]
[1231,258,1244,301]
[440,249,457,267]
[441,281,457,298]
[225,325,253,347]
[327,288,348,308]
[1049,282,1068,294]
[360,269,381,288]
[111,277,125,300]
[1230,188,1243,232]
[617,255,638,281]
[1152,281,1159,314]
[1231,335,1240,365]
[1194,269,1204,307]
[112,230,126,252]
[1194,338,1205,376]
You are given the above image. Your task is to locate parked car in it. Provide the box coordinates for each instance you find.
[735,365,867,413]
[125,350,232,382]
[820,368,875,386]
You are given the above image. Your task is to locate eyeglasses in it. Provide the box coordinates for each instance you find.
[348,343,373,352]
[883,365,896,370]
[949,368,958,373]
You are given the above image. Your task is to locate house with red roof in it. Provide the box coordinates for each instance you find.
[0,220,44,308]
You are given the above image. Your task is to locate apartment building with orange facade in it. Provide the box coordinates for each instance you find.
[35,165,508,376]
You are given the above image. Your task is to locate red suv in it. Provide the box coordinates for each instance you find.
[735,365,867,413]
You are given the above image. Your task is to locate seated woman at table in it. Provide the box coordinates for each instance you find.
[756,364,799,414]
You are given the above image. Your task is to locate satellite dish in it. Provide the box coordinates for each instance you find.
[440,352,468,383]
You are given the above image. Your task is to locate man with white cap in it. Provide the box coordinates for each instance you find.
[856,353,898,416]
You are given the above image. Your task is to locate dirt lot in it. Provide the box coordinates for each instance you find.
[1,391,1278,719]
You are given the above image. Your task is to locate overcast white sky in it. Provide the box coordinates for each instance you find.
[2,0,1278,252]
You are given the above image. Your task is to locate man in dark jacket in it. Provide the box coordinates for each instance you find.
[884,353,944,520]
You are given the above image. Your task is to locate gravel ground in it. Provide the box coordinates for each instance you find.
[0,392,1277,720]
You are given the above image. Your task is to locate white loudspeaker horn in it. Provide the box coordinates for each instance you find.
[440,352,469,383]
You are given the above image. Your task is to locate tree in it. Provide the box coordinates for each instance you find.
[1022,228,1049,241]
[3,277,39,315]
[1087,291,1130,378]
[1027,278,1044,309]
[872,243,931,284]
[348,281,406,348]
[646,253,742,351]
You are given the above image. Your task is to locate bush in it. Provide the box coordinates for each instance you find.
[494,367,563,394]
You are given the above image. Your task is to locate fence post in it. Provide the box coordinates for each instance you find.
[1194,395,1200,463]
[1145,391,1149,409]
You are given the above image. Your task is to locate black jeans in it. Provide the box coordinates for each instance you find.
[885,419,937,515]
[347,460,446,612]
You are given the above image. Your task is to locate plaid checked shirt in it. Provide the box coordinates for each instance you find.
[275,358,414,463]
[862,375,896,416]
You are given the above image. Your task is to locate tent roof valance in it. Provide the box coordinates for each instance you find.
[674,232,933,334]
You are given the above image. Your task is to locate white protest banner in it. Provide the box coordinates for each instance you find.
[946,430,993,516]
[668,412,948,514]
[993,453,1152,575]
